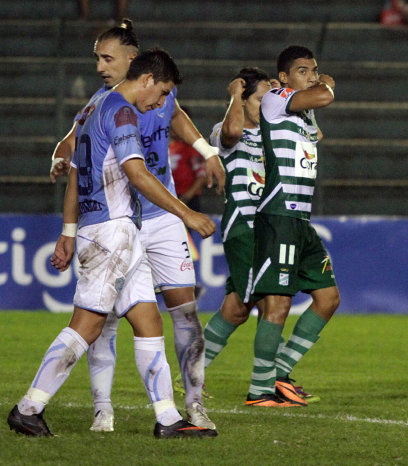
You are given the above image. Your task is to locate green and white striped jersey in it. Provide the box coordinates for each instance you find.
[258,88,319,221]
[210,122,265,242]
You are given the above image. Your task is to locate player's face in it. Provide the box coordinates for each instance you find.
[281,58,319,91]
[243,80,271,128]
[94,38,136,88]
[134,78,174,114]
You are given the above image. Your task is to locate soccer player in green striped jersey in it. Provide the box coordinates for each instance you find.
[247,45,340,407]
[203,67,272,370]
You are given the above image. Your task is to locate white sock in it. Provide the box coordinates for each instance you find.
[87,313,119,415]
[18,327,88,415]
[169,301,205,408]
[134,336,181,426]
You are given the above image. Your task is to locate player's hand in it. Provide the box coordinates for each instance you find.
[182,210,216,239]
[51,235,75,272]
[50,158,70,183]
[318,74,335,90]
[205,155,225,194]
[228,77,246,97]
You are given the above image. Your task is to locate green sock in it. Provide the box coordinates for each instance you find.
[275,308,327,378]
[248,319,283,398]
[204,310,238,368]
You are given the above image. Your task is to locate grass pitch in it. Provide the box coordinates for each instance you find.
[1,311,408,465]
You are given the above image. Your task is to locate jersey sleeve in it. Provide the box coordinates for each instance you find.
[261,88,298,123]
[102,95,145,165]
[209,121,234,159]
[74,86,107,123]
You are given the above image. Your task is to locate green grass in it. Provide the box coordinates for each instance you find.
[1,312,408,465]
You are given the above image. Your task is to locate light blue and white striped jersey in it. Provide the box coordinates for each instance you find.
[72,91,143,229]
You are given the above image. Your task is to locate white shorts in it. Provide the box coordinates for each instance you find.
[140,212,196,291]
[114,254,156,317]
[74,218,155,316]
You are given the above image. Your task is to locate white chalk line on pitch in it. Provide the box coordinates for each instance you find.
[2,400,406,428]
[57,401,408,428]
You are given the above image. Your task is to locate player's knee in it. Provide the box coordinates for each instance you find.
[263,296,291,324]
[222,301,250,326]
[313,287,340,318]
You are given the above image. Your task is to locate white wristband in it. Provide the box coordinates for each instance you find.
[50,157,65,173]
[62,223,77,237]
[192,137,219,160]
[323,83,334,98]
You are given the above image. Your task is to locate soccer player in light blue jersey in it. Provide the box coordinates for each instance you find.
[8,49,218,439]
[49,19,223,431]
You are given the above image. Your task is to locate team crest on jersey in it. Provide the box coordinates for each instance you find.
[78,104,95,125]
[279,273,289,286]
[114,106,138,128]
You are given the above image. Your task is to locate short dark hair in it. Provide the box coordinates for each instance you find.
[277,45,314,74]
[126,48,183,85]
[96,18,139,51]
[230,67,270,100]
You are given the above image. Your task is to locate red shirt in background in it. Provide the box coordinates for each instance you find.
[169,140,206,197]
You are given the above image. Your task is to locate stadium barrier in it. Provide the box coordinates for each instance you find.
[0,214,407,314]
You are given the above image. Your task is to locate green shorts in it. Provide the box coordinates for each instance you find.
[251,213,337,300]
[223,231,254,303]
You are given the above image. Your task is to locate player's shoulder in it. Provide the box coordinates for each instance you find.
[263,87,296,104]
[101,92,139,128]
[209,121,223,143]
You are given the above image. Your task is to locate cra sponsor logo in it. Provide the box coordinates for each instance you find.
[294,142,317,179]
[247,167,265,199]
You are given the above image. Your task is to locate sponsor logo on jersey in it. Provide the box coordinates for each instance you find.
[150,166,167,176]
[279,273,289,286]
[79,199,103,214]
[180,259,194,271]
[114,106,138,128]
[303,150,315,160]
[273,87,294,99]
[295,142,317,179]
[141,125,170,148]
[113,133,137,146]
[247,169,265,199]
[145,151,167,177]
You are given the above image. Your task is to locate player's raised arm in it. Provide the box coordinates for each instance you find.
[220,77,246,148]
[288,79,334,112]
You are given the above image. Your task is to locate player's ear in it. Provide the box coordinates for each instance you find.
[128,52,137,63]
[279,71,288,85]
[141,73,154,88]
